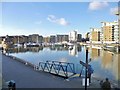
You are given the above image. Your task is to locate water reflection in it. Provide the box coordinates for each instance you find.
[3,45,120,82]
[89,47,120,81]
[69,45,78,56]
[3,46,43,54]
[89,48,100,60]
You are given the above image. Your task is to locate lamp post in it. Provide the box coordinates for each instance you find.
[85,47,88,90]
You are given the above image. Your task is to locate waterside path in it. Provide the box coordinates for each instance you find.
[1,53,119,89]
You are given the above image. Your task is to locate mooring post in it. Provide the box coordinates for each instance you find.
[85,47,88,90]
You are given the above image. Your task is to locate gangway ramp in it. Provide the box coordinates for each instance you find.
[36,61,76,78]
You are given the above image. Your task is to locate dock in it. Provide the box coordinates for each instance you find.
[1,52,119,89]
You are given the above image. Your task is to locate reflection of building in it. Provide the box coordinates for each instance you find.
[77,45,82,52]
[112,54,120,80]
[101,50,113,69]
[100,49,120,80]
[90,28,101,44]
[69,31,77,42]
[69,45,78,56]
[90,48,100,59]
[4,47,43,53]
[101,21,119,44]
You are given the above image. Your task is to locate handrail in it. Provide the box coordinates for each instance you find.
[38,60,76,78]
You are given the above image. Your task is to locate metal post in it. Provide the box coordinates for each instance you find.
[85,48,88,90]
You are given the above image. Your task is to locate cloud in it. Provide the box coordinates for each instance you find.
[47,15,70,26]
[89,1,109,10]
[47,15,57,22]
[34,21,42,25]
[110,7,119,15]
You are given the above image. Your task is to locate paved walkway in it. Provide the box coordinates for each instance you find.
[1,53,109,88]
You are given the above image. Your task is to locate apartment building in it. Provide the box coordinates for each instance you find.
[101,21,119,44]
[77,34,82,42]
[90,28,101,44]
[69,30,77,42]
[2,35,14,49]
[62,35,69,42]
[56,35,69,43]
[43,37,50,43]
[13,35,29,44]
[85,32,90,41]
[50,35,56,43]
[28,34,43,43]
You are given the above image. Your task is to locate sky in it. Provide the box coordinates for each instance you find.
[0,1,119,37]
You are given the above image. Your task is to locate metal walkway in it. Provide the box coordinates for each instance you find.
[34,61,76,78]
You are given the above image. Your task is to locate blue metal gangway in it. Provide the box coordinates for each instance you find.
[35,61,76,78]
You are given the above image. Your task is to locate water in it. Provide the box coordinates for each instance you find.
[5,45,120,83]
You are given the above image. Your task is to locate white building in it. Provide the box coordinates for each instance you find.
[114,21,119,43]
[69,30,77,42]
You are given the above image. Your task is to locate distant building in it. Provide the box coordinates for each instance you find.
[77,34,82,42]
[50,35,56,43]
[2,35,14,49]
[12,35,29,44]
[90,28,101,44]
[85,32,90,41]
[56,35,69,43]
[69,30,77,42]
[101,21,119,44]
[115,12,120,44]
[56,35,64,43]
[43,37,50,43]
[39,36,43,43]
[62,35,69,42]
[0,36,5,44]
[28,34,43,43]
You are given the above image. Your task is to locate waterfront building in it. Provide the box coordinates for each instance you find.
[77,34,82,42]
[101,21,119,44]
[115,10,120,44]
[90,28,101,44]
[62,35,69,42]
[39,36,43,44]
[2,35,14,49]
[56,35,64,43]
[85,32,90,41]
[50,35,56,43]
[69,30,77,43]
[43,37,50,43]
[0,36,5,44]
[56,35,69,43]
[13,35,29,44]
[28,34,43,43]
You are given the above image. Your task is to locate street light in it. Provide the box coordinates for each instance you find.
[85,47,88,90]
